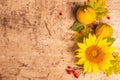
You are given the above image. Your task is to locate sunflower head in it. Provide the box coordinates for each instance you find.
[76,34,116,74]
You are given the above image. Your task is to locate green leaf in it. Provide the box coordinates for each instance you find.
[105,54,120,76]
[71,21,84,32]
[85,0,108,20]
[106,37,115,45]
[86,0,96,8]
[77,28,91,42]
[96,8,107,13]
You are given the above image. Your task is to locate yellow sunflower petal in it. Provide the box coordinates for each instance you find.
[97,38,104,47]
[77,43,87,50]
[83,37,87,45]
[75,52,85,58]
[86,38,93,46]
[99,62,106,71]
[86,34,97,46]
[102,46,116,53]
[98,39,108,47]
[89,34,96,42]
[92,34,97,43]
[92,64,99,74]
[76,58,86,65]
[89,34,93,39]
[88,63,92,72]
[105,53,114,61]
[76,49,85,53]
[83,61,89,73]
[96,36,102,43]
[99,61,112,72]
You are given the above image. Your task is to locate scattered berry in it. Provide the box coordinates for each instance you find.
[79,31,82,35]
[67,66,72,69]
[66,66,80,78]
[59,12,63,16]
[107,16,111,20]
[73,71,79,78]
[66,69,72,74]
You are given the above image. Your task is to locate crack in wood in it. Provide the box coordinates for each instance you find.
[32,21,38,47]
[45,22,52,36]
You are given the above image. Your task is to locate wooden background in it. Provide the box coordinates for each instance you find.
[0,0,120,80]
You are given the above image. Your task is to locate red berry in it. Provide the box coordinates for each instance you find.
[73,71,79,78]
[67,66,72,69]
[59,12,62,16]
[79,31,82,35]
[107,16,111,20]
[66,69,72,74]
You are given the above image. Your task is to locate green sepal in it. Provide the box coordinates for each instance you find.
[106,37,115,45]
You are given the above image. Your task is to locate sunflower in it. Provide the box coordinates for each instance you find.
[76,34,116,74]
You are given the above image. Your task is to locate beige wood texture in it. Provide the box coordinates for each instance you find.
[0,0,120,80]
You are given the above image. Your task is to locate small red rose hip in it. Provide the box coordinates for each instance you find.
[79,31,82,35]
[67,66,72,69]
[73,71,79,78]
[66,69,72,74]
[107,16,111,20]
[59,12,63,16]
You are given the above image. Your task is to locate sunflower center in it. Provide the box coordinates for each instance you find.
[86,46,105,63]
[92,50,98,57]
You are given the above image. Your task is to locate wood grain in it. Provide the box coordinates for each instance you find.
[0,0,120,80]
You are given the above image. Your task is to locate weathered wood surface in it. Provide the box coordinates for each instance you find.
[0,0,120,80]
